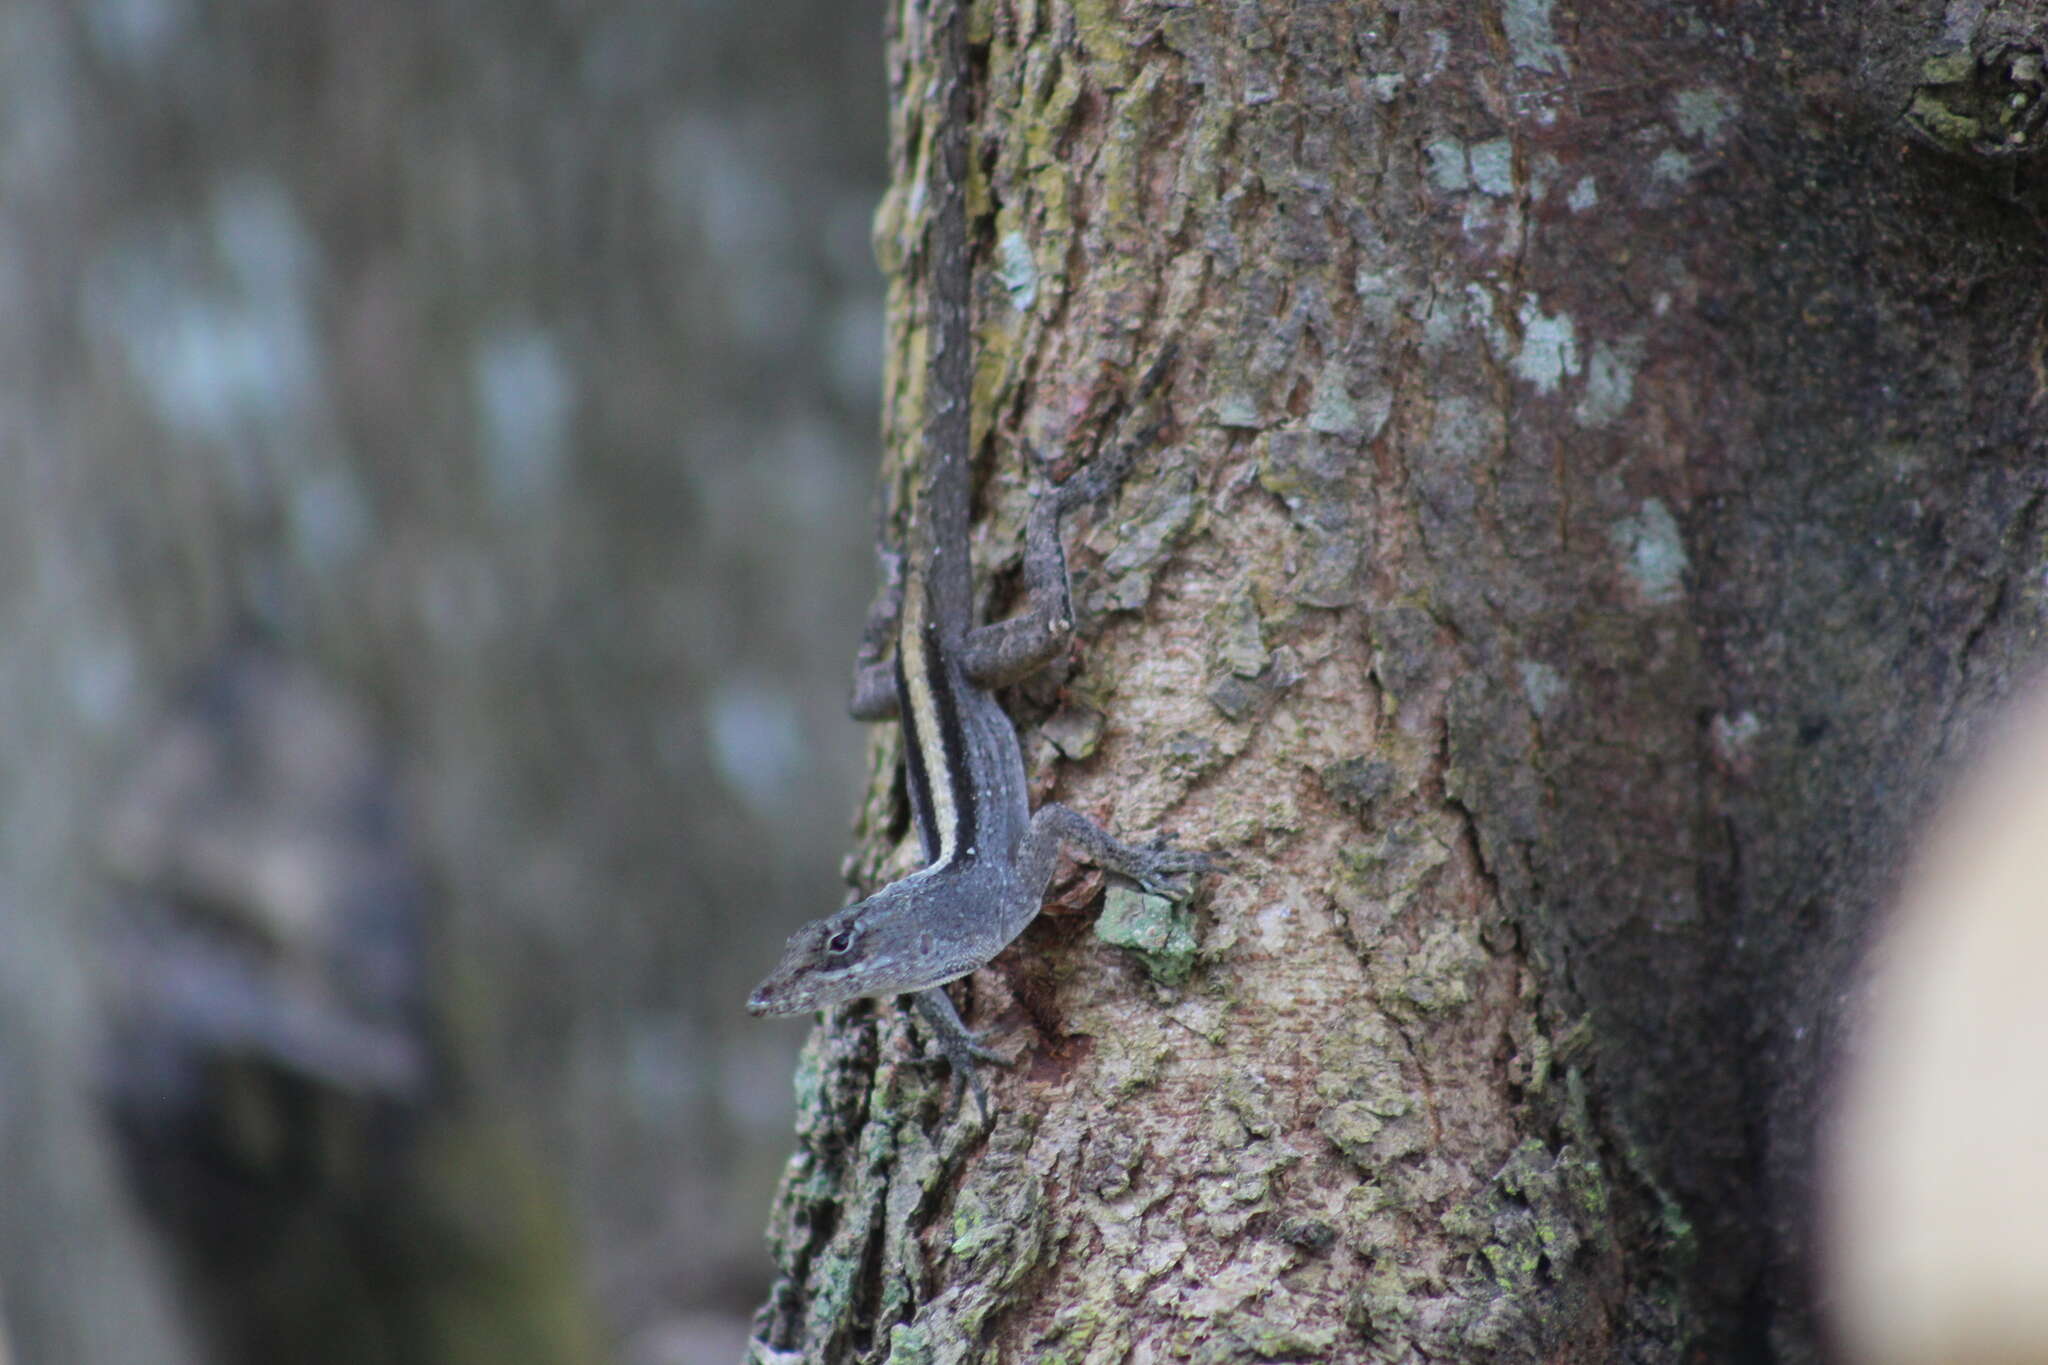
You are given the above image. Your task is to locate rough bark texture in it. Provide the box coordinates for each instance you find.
[749,0,2048,1361]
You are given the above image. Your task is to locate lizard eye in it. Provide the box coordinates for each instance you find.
[826,929,854,955]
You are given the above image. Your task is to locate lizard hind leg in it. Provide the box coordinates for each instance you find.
[958,488,1081,689]
[959,348,1181,691]
[848,543,907,720]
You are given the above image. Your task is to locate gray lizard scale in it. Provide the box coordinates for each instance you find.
[742,414,1209,1059]
[744,567,1041,1015]
[743,0,1206,1113]
[740,381,1211,1124]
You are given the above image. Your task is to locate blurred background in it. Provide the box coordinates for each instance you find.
[0,0,884,1362]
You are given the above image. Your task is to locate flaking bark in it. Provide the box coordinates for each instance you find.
[750,1,2048,1361]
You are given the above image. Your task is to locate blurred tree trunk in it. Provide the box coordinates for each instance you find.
[748,0,2048,1360]
[0,0,883,1361]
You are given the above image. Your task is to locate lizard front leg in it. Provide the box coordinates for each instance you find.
[911,987,1011,1123]
[911,805,1209,1124]
[1016,802,1215,902]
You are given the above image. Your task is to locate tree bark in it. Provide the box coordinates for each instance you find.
[749,0,2048,1361]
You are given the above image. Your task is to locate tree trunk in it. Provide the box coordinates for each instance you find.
[748,0,2048,1361]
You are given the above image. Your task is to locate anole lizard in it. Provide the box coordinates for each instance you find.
[745,1,1210,1115]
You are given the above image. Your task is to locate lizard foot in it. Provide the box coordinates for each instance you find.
[912,986,1013,1124]
[1124,838,1221,900]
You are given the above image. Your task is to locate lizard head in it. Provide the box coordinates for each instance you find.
[745,877,975,1016]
